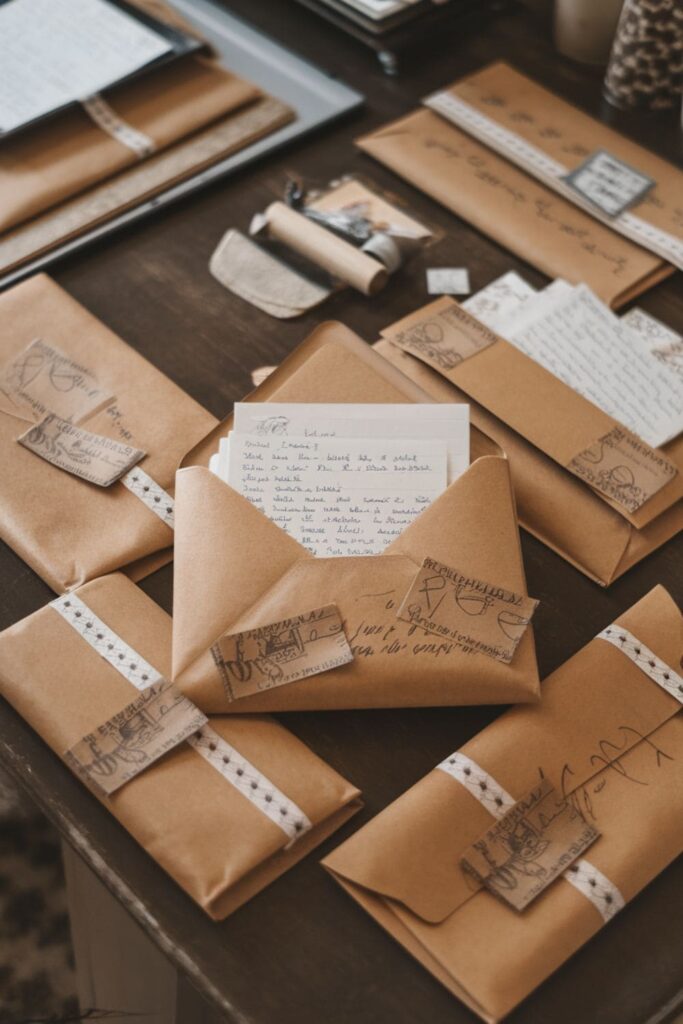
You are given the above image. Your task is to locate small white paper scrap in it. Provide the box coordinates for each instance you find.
[426,268,471,296]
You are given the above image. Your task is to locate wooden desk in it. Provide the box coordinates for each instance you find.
[0,3,681,1022]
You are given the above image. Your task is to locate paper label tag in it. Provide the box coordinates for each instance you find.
[460,778,600,911]
[568,426,677,512]
[386,300,498,372]
[0,338,112,424]
[212,604,354,702]
[563,150,655,218]
[64,680,207,797]
[18,413,145,486]
[396,557,538,664]
[426,268,471,296]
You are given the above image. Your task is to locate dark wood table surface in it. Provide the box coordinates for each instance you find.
[1,3,682,1022]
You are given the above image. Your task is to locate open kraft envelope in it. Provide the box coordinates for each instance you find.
[0,274,217,592]
[172,321,540,713]
[0,573,362,920]
[324,585,683,1022]
[374,299,682,586]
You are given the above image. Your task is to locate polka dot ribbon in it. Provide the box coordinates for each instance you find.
[436,753,624,923]
[596,625,682,705]
[50,594,310,842]
[120,467,174,529]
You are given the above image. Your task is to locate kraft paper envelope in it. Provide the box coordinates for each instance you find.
[356,113,670,310]
[172,322,540,712]
[374,300,682,586]
[0,274,217,592]
[324,585,683,1022]
[0,573,362,920]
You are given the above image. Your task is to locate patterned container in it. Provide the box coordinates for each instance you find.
[604,0,683,110]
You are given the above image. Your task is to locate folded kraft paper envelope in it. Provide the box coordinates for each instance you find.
[373,301,682,586]
[323,585,683,1022]
[0,274,217,592]
[0,573,362,919]
[172,321,540,713]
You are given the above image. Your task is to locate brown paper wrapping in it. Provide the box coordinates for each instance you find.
[173,322,540,712]
[0,275,217,592]
[264,202,388,296]
[372,304,682,585]
[0,573,362,919]
[356,110,671,309]
[324,586,683,1022]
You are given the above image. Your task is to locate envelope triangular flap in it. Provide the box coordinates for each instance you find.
[324,585,682,923]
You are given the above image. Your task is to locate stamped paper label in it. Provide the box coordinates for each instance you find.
[568,426,677,512]
[386,300,498,372]
[18,413,145,486]
[212,604,354,701]
[64,680,207,796]
[396,557,538,663]
[460,778,600,911]
[564,150,655,218]
[0,338,112,424]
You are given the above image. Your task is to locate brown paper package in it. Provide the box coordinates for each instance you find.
[324,585,683,1022]
[356,112,671,309]
[173,322,540,712]
[0,573,362,920]
[0,275,217,592]
[373,301,682,586]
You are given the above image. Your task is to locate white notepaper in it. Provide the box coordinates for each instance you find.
[0,0,171,133]
[462,271,537,330]
[233,402,470,483]
[426,267,471,296]
[226,435,447,557]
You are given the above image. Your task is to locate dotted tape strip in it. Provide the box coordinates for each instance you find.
[596,625,683,704]
[121,467,175,529]
[80,94,156,159]
[51,595,309,842]
[436,753,624,923]
[425,91,683,272]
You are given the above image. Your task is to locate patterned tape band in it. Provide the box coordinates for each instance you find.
[50,594,310,842]
[80,94,156,159]
[596,625,683,705]
[121,467,175,529]
[436,753,624,923]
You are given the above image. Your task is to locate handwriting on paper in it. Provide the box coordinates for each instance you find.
[0,338,111,424]
[568,426,677,513]
[18,413,145,486]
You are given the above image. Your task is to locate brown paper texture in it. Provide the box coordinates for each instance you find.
[568,426,677,512]
[64,679,207,796]
[212,604,354,701]
[324,585,683,1022]
[0,275,217,592]
[460,779,599,911]
[396,557,538,665]
[18,413,146,486]
[357,110,670,310]
[173,323,540,713]
[0,573,362,918]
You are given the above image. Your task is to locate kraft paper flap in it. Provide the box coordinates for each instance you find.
[173,455,538,712]
[0,275,216,592]
[0,57,261,235]
[449,62,683,251]
[373,337,683,587]
[0,573,362,919]
[324,585,682,925]
[357,110,670,311]
[381,300,683,530]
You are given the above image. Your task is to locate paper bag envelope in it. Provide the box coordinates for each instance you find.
[172,322,540,712]
[324,585,683,1022]
[0,274,217,592]
[374,301,682,586]
[0,573,362,920]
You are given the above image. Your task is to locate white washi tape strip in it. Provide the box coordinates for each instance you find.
[425,91,683,272]
[187,725,312,845]
[80,93,156,159]
[437,753,624,923]
[596,625,683,704]
[51,594,310,842]
[121,467,175,529]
